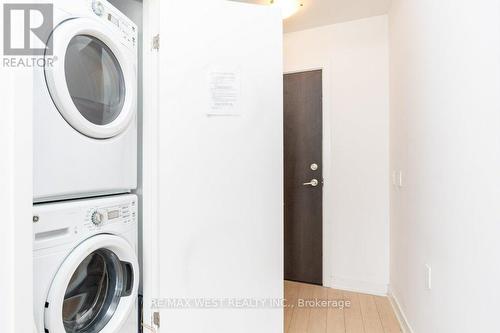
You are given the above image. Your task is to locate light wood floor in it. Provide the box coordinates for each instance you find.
[285,281,402,333]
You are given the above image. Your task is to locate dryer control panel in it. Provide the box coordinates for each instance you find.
[33,194,137,251]
[89,0,138,51]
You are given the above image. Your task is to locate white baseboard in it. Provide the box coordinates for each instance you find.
[327,276,388,296]
[387,286,414,333]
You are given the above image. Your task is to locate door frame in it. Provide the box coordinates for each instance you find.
[141,0,159,330]
[284,65,333,288]
[0,61,34,330]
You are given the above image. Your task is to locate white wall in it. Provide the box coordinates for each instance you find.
[284,15,390,295]
[389,1,500,332]
[0,57,33,332]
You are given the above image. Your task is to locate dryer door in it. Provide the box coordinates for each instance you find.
[45,235,139,333]
[45,18,136,139]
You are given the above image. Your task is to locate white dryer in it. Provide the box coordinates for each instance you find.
[34,0,138,202]
[33,194,139,333]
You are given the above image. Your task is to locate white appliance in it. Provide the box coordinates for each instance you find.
[33,194,139,333]
[34,0,138,202]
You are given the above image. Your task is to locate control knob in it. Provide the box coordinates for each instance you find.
[92,1,105,16]
[91,210,105,226]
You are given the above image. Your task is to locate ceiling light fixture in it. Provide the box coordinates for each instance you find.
[270,0,303,20]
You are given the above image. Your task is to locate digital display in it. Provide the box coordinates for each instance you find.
[108,14,119,27]
[108,210,120,220]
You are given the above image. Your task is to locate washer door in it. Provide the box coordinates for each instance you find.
[45,235,139,333]
[45,18,136,139]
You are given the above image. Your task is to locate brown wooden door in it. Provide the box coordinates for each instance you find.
[284,70,323,285]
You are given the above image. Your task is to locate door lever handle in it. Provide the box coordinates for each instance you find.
[303,179,319,187]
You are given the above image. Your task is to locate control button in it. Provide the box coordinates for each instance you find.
[92,1,105,16]
[91,210,105,226]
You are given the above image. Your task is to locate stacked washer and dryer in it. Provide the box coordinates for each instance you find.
[33,1,140,332]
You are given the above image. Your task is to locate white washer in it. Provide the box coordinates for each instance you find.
[34,0,138,202]
[33,194,139,333]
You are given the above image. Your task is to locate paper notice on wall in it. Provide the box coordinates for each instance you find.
[207,69,241,115]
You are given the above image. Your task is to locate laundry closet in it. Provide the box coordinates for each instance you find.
[29,1,283,332]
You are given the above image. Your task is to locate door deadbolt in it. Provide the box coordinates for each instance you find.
[310,163,319,171]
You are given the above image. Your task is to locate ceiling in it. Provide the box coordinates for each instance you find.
[232,0,391,33]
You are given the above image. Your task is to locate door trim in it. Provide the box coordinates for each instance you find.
[284,65,332,288]
[141,0,160,330]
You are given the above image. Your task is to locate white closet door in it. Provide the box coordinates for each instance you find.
[154,1,283,332]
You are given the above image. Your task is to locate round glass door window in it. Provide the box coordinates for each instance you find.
[65,35,126,126]
[62,249,133,333]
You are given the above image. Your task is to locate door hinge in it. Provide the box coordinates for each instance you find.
[153,312,160,328]
[152,34,160,51]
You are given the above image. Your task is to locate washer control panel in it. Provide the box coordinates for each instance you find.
[33,194,137,251]
[85,199,136,231]
[89,0,138,51]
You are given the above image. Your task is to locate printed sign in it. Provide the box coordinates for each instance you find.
[208,69,241,115]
